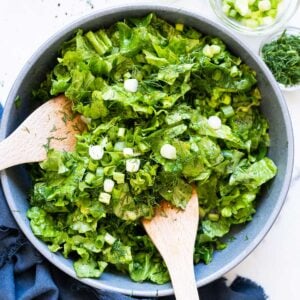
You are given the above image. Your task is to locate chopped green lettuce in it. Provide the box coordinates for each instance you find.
[28,13,277,284]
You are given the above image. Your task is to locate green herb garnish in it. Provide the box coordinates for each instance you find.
[14,95,21,109]
[50,125,57,132]
[262,30,300,86]
[23,126,30,134]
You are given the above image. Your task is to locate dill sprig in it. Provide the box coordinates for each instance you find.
[262,30,300,86]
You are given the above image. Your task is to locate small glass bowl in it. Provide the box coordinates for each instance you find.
[259,26,300,92]
[209,0,300,36]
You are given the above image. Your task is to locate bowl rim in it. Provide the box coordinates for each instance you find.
[0,3,294,297]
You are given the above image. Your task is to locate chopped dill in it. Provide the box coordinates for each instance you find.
[262,30,300,86]
[228,235,236,242]
[72,123,82,132]
[60,110,75,124]
[23,126,30,134]
[61,111,68,124]
[43,137,53,151]
[53,136,67,141]
[50,125,57,132]
[14,96,21,109]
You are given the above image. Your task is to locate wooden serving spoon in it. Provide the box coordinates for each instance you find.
[0,95,84,170]
[143,190,200,300]
[0,95,200,299]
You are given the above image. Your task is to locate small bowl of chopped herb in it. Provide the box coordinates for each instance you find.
[209,0,300,35]
[260,27,300,91]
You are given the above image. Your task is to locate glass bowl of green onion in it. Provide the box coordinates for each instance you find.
[209,0,300,36]
[259,27,300,91]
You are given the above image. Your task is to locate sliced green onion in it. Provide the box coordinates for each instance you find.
[221,105,235,118]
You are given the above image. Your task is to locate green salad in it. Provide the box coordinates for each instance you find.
[27,13,277,284]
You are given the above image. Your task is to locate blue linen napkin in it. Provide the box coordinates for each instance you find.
[0,105,267,300]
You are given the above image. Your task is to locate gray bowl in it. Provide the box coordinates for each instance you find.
[0,4,294,297]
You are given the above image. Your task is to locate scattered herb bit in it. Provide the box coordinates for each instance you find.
[28,13,277,284]
[245,235,249,241]
[53,136,67,141]
[87,0,94,9]
[228,235,236,242]
[43,137,53,151]
[262,30,300,86]
[72,123,82,132]
[14,96,21,109]
[23,126,30,134]
[60,111,68,124]
[50,125,57,132]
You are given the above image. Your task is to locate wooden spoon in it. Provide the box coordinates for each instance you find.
[0,95,200,299]
[143,189,200,300]
[0,95,84,171]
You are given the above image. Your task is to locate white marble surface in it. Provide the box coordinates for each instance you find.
[0,1,299,299]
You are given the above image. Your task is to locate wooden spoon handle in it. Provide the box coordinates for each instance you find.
[0,127,46,170]
[163,251,199,300]
[143,189,200,300]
